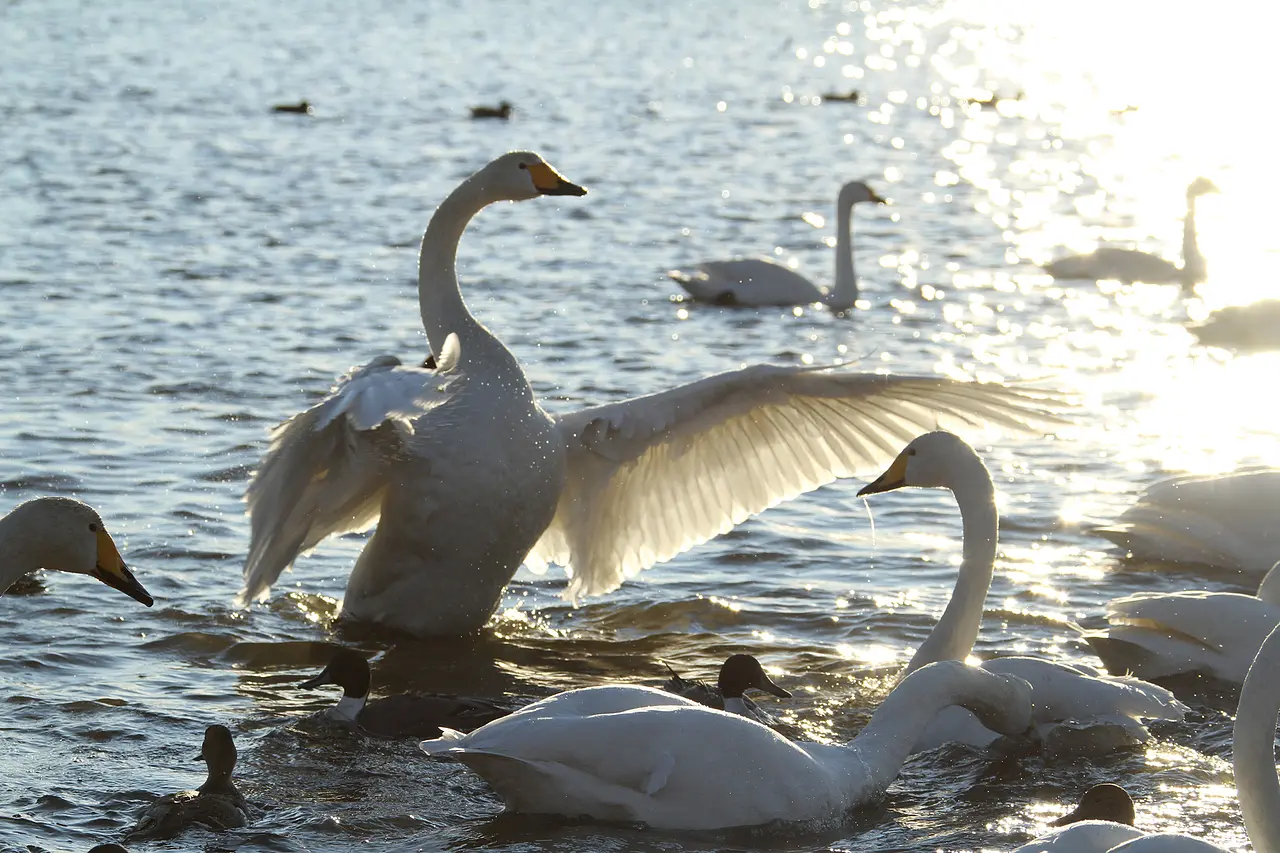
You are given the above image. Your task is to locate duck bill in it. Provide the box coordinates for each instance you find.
[91,529,154,606]
[300,668,333,690]
[758,673,792,699]
[857,450,909,497]
[1050,808,1084,827]
[528,162,587,197]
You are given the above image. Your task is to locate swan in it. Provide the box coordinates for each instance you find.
[1191,299,1280,352]
[1044,177,1220,286]
[419,659,1032,830]
[1093,469,1280,576]
[0,497,153,606]
[1085,561,1280,686]
[1012,621,1280,853]
[242,150,1063,637]
[666,180,884,309]
[857,432,1187,753]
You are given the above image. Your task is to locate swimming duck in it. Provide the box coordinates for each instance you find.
[858,432,1187,753]
[661,653,790,725]
[667,179,884,310]
[421,659,1032,829]
[241,151,1063,637]
[469,100,512,119]
[821,89,863,103]
[1051,784,1137,827]
[272,100,312,115]
[88,846,132,853]
[126,725,249,840]
[0,497,152,605]
[1044,177,1220,286]
[1011,785,1142,852]
[299,647,512,738]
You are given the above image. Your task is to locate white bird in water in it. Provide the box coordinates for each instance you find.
[242,151,1064,637]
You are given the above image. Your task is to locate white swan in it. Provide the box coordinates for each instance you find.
[1085,561,1280,685]
[857,432,1186,753]
[243,151,1063,637]
[1094,469,1280,575]
[0,497,153,605]
[666,180,883,310]
[419,659,1031,830]
[1192,299,1280,352]
[1012,621,1280,853]
[1044,177,1220,286]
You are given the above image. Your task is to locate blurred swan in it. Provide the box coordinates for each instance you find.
[0,497,153,606]
[1015,623,1280,853]
[1044,178,1220,286]
[419,659,1032,829]
[1191,299,1280,352]
[1086,561,1280,686]
[243,151,1063,637]
[667,180,884,310]
[858,432,1187,753]
[1094,469,1280,575]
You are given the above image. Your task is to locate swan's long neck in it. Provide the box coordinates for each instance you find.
[0,512,44,595]
[825,193,858,311]
[903,454,998,675]
[1233,625,1280,853]
[1180,194,1206,284]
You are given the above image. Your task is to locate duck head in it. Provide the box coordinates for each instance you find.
[717,654,791,700]
[1050,783,1136,827]
[196,724,238,789]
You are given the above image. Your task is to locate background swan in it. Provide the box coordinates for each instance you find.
[420,659,1031,830]
[242,153,1065,636]
[1086,561,1280,685]
[667,180,883,310]
[858,432,1186,753]
[1044,177,1219,286]
[1191,299,1280,352]
[0,497,153,605]
[1093,469,1280,575]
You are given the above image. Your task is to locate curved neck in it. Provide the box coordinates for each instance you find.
[1234,625,1280,853]
[1181,195,1206,283]
[903,458,998,675]
[418,174,500,354]
[0,513,43,595]
[1257,562,1280,606]
[825,195,858,310]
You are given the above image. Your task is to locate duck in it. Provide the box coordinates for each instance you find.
[299,647,513,738]
[1093,469,1280,576]
[667,179,884,310]
[1013,622,1280,853]
[469,100,512,120]
[88,846,132,853]
[0,497,152,606]
[420,659,1032,830]
[126,725,250,840]
[1012,784,1143,853]
[241,150,1063,637]
[821,89,863,103]
[661,653,791,725]
[1191,299,1280,352]
[1043,177,1220,286]
[857,432,1187,753]
[271,100,312,115]
[1085,561,1280,686]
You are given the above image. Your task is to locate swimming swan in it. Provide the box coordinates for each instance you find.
[858,432,1187,752]
[1094,469,1280,576]
[1086,561,1280,686]
[1044,178,1220,286]
[0,497,153,606]
[667,180,884,309]
[242,151,1062,637]
[420,659,1032,830]
[1192,299,1280,352]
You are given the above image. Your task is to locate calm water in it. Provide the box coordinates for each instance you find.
[1,0,1276,850]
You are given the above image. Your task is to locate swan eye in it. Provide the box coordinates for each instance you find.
[88,522,99,532]
[518,162,528,170]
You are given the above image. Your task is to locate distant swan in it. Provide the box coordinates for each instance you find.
[858,432,1186,753]
[1191,299,1280,352]
[1044,178,1220,286]
[1093,469,1280,575]
[667,180,884,310]
[242,153,1064,637]
[420,659,1032,830]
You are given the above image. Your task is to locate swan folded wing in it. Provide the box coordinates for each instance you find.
[1105,592,1280,656]
[239,354,458,604]
[532,367,1065,599]
[978,657,1187,722]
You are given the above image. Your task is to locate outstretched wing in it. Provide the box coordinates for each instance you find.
[531,364,1065,599]
[239,336,460,604]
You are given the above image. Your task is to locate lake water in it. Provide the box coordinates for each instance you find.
[1,0,1276,850]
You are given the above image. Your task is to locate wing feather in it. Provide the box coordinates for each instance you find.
[533,366,1065,598]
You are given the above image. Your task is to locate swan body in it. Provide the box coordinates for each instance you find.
[668,180,884,309]
[1094,469,1280,575]
[1013,822,1146,853]
[0,497,153,606]
[127,725,249,840]
[243,152,1064,637]
[1044,177,1219,286]
[858,432,1186,753]
[1192,299,1280,352]
[421,659,1032,829]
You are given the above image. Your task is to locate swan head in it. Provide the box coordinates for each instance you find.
[4,497,153,606]
[477,151,587,202]
[717,654,791,699]
[1186,176,1220,199]
[856,431,980,495]
[1050,783,1136,827]
[839,180,886,207]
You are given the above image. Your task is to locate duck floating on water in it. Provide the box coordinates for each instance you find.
[271,100,312,115]
[126,725,249,840]
[1011,784,1142,852]
[469,100,512,119]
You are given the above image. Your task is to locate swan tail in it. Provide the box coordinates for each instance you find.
[419,727,468,756]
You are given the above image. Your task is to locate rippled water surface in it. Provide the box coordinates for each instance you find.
[2,0,1277,850]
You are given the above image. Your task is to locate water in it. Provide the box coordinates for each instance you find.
[1,0,1276,849]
